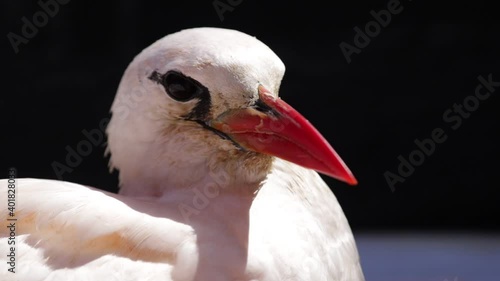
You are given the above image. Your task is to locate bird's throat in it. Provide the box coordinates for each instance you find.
[117,147,273,198]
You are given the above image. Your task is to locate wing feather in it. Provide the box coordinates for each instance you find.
[0,179,195,281]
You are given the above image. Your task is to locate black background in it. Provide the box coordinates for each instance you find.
[1,0,499,232]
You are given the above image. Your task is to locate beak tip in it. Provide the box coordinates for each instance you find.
[333,172,358,186]
[325,163,358,185]
[348,176,358,186]
[343,168,358,186]
[322,168,358,186]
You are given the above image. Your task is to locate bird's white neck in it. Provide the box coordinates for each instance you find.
[113,133,273,198]
[117,156,262,231]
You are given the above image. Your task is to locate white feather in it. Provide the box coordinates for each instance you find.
[1,160,363,280]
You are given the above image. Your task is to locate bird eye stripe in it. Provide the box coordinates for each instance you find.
[148,71,163,83]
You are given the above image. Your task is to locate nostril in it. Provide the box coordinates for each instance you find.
[253,99,273,113]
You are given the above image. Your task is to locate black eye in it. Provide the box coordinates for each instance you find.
[162,71,201,101]
[148,70,212,120]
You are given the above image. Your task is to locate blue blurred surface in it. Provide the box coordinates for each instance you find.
[356,233,500,281]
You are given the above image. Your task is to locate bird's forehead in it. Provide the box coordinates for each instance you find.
[142,28,285,106]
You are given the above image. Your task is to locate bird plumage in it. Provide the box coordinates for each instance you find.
[1,27,364,281]
[0,160,363,280]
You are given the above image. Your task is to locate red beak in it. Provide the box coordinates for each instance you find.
[210,85,357,185]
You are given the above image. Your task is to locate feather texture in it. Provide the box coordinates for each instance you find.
[0,160,363,280]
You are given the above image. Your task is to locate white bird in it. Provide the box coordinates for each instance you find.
[0,28,364,281]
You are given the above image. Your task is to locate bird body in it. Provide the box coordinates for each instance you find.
[1,28,364,281]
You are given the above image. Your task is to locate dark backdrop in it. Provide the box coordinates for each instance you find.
[1,0,499,232]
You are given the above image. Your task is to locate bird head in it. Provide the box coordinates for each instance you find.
[106,28,356,195]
